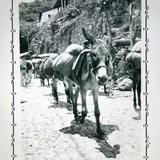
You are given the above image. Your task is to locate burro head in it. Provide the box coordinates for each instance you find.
[82,28,113,86]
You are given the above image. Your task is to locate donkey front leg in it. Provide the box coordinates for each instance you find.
[80,89,88,124]
[74,86,80,121]
[132,79,137,110]
[68,82,79,121]
[92,88,104,137]
[51,77,58,103]
[40,78,45,86]
[104,85,107,94]
[63,79,72,104]
[69,83,79,121]
[137,81,141,109]
[47,78,50,86]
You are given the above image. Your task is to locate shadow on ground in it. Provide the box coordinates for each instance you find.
[48,101,73,112]
[43,92,66,97]
[60,119,120,158]
[47,94,121,158]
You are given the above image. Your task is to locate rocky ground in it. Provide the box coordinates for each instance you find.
[20,78,142,160]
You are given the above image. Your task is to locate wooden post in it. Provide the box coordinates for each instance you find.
[61,0,64,9]
[105,11,112,52]
[57,8,59,15]
[129,2,134,48]
[64,0,66,8]
[102,11,112,54]
[61,0,64,25]
[102,9,113,95]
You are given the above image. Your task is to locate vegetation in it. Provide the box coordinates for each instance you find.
[19,0,141,80]
[19,0,57,22]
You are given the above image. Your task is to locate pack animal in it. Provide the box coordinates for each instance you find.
[32,59,42,78]
[48,28,113,138]
[43,54,73,104]
[20,59,33,87]
[126,41,141,114]
[39,59,50,86]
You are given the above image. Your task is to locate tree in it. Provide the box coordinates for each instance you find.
[20,21,39,53]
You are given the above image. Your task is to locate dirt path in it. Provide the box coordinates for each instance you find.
[21,79,141,160]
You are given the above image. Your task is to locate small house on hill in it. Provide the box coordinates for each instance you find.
[39,9,58,26]
[38,0,70,26]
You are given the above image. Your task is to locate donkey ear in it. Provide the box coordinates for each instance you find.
[102,35,109,46]
[82,27,96,45]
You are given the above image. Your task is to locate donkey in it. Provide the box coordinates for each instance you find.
[32,58,42,78]
[20,59,33,87]
[39,59,50,86]
[126,41,141,117]
[43,53,73,104]
[50,28,113,137]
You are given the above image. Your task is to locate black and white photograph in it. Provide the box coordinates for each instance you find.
[1,0,160,160]
[19,0,142,159]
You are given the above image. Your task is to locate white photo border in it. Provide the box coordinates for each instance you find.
[10,0,17,159]
[10,0,149,159]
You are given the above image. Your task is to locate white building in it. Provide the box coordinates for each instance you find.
[39,9,58,26]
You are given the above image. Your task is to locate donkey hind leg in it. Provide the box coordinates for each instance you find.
[20,72,24,87]
[92,88,104,137]
[74,87,80,122]
[47,78,50,86]
[133,80,137,111]
[63,79,72,104]
[40,78,45,86]
[69,83,79,121]
[104,85,107,94]
[137,81,141,110]
[80,89,88,124]
[24,73,28,87]
[51,77,58,103]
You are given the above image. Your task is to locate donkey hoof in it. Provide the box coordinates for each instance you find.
[133,116,141,120]
[96,133,105,140]
[80,117,85,124]
[133,111,141,120]
[113,144,120,150]
[133,104,139,111]
[135,108,141,112]
[96,130,105,139]
[52,99,58,104]
[67,100,72,105]
[113,145,121,155]
[74,116,79,122]
[134,105,141,113]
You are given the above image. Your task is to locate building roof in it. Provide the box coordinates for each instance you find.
[38,0,70,23]
[53,0,69,9]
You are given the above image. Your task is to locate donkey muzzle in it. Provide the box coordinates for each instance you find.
[97,75,108,85]
[95,65,108,85]
[98,75,107,83]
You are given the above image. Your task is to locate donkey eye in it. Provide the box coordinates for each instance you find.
[105,60,109,66]
[92,53,97,57]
